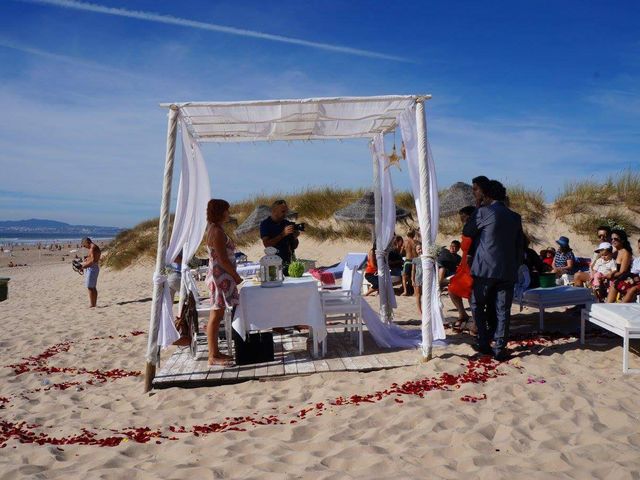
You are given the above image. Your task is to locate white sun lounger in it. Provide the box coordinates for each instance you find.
[581,303,640,374]
[518,286,595,330]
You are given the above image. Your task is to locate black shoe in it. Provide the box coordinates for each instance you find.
[493,349,513,362]
[471,344,492,356]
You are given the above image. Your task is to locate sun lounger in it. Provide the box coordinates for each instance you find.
[518,286,595,330]
[581,303,640,374]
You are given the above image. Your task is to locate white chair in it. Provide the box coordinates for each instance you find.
[184,271,233,355]
[581,303,640,374]
[319,264,364,356]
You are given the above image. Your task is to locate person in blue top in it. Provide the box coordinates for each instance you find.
[260,199,301,272]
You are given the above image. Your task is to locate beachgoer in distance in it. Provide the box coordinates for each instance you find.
[80,237,101,308]
[205,199,241,366]
[412,243,424,314]
[463,179,524,361]
[606,230,634,303]
[260,199,301,274]
[574,225,612,287]
[401,229,418,296]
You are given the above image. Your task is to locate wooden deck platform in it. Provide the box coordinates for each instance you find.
[152,330,418,389]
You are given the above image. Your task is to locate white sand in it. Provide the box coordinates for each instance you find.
[1,238,639,479]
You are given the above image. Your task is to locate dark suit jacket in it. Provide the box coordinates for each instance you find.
[462,201,524,282]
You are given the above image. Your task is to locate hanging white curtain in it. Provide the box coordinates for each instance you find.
[398,107,446,342]
[151,116,212,354]
[371,134,397,323]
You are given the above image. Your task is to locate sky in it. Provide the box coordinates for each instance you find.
[0,0,638,227]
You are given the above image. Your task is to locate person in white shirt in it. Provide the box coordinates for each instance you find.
[590,242,616,300]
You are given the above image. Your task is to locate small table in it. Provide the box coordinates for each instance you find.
[232,277,326,357]
[519,286,595,330]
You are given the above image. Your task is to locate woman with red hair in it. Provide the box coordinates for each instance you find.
[205,199,241,366]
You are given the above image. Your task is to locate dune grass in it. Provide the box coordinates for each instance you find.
[103,216,171,270]
[506,185,547,226]
[554,170,640,217]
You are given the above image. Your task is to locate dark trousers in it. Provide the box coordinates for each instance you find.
[471,277,515,353]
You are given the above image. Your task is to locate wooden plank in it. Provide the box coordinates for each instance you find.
[155,348,189,384]
[312,358,331,372]
[267,340,285,377]
[294,350,316,374]
[335,344,358,371]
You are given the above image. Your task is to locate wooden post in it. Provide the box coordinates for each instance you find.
[144,105,179,393]
[416,100,433,360]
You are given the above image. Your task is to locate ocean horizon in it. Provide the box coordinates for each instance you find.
[0,233,114,246]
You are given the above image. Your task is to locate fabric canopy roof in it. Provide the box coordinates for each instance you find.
[161,95,430,143]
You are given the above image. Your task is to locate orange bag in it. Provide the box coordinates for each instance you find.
[448,236,473,299]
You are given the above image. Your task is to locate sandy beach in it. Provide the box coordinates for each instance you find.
[0,237,639,479]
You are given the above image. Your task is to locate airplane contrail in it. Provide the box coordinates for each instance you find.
[19,0,412,62]
[0,37,132,74]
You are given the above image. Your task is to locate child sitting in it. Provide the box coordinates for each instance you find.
[590,242,616,300]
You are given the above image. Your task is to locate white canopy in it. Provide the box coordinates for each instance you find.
[144,94,444,391]
[161,95,429,143]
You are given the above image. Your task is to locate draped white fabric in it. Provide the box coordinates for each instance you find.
[174,96,418,142]
[398,107,446,342]
[371,134,397,323]
[362,302,448,349]
[154,117,212,351]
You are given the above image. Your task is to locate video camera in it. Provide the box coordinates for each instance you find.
[293,222,305,232]
[72,259,84,275]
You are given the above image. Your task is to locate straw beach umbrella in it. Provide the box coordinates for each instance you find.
[235,205,297,237]
[439,182,475,217]
[334,191,410,224]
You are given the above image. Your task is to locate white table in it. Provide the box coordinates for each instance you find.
[232,277,326,357]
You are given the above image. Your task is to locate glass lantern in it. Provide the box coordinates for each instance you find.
[259,247,284,287]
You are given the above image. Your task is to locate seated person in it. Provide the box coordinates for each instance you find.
[388,236,404,278]
[608,234,639,303]
[575,225,613,287]
[364,242,378,296]
[437,240,461,287]
[523,236,546,289]
[540,247,555,270]
[590,242,616,301]
[552,236,578,278]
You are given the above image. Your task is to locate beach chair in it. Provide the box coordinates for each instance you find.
[318,253,368,280]
[581,303,640,374]
[319,264,365,356]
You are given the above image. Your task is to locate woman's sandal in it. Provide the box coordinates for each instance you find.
[452,317,469,332]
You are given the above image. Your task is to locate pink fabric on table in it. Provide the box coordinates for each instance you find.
[309,268,336,286]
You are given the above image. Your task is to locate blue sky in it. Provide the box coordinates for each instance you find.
[0,0,638,227]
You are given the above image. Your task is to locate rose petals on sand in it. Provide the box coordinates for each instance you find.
[0,333,571,448]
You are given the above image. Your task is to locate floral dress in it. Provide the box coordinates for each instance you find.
[205,225,240,311]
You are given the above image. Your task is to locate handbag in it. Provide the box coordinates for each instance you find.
[173,292,199,358]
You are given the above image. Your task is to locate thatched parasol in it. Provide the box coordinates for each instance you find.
[334,192,410,224]
[234,205,298,237]
[439,182,475,217]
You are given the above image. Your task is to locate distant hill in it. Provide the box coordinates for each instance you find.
[0,218,122,237]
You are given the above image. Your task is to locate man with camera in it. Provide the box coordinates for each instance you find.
[80,237,101,307]
[260,199,303,274]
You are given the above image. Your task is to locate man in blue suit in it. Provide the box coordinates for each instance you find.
[463,179,524,360]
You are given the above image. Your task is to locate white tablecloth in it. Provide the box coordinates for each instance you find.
[232,277,326,343]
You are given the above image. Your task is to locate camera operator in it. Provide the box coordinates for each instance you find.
[260,199,302,274]
[80,237,101,308]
